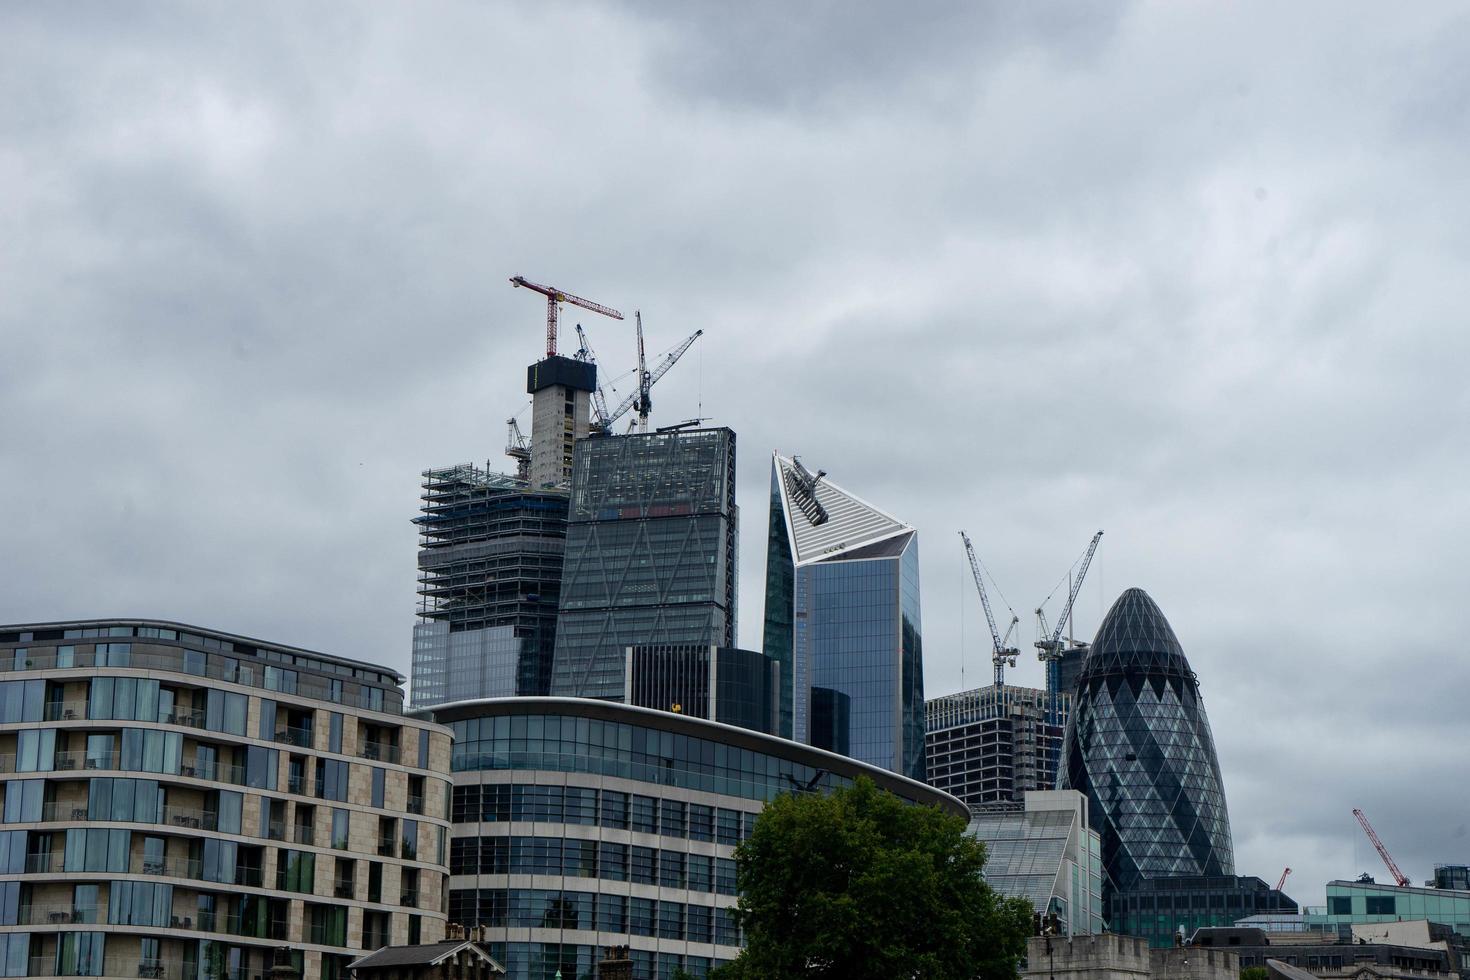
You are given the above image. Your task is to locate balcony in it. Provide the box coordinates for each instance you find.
[17,903,98,925]
[376,835,396,857]
[407,794,425,815]
[273,727,313,748]
[162,805,220,831]
[291,824,315,846]
[40,802,92,822]
[360,740,401,764]
[333,879,355,899]
[399,890,420,908]
[265,821,286,842]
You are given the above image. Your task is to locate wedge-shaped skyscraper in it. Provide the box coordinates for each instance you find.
[762,453,926,780]
[1061,587,1235,899]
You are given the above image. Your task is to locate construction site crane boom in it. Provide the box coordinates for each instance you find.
[573,323,613,430]
[1275,867,1292,892]
[959,530,1020,688]
[505,417,530,482]
[1354,808,1410,887]
[1036,530,1104,657]
[605,321,702,430]
[509,275,624,358]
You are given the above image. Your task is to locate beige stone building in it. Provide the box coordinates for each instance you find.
[0,618,453,979]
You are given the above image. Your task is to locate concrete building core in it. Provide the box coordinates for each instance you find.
[525,355,596,489]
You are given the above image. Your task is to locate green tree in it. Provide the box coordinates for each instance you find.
[1241,967,1270,980]
[711,776,1033,980]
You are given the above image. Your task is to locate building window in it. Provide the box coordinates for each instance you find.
[371,767,386,808]
[276,849,315,894]
[331,809,350,850]
[1329,896,1352,915]
[329,713,343,754]
[317,760,349,802]
[1366,895,1396,915]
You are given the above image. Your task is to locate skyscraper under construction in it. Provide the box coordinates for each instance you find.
[409,344,601,708]
[924,683,1066,808]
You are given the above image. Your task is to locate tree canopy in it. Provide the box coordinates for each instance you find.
[712,776,1034,980]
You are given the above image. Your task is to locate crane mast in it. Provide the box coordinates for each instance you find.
[959,531,1019,688]
[1276,867,1292,892]
[1353,808,1410,887]
[605,325,703,430]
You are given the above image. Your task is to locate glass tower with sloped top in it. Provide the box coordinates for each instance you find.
[762,453,926,781]
[1060,587,1234,902]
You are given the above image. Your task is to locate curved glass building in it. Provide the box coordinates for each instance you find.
[426,696,962,980]
[1060,589,1234,898]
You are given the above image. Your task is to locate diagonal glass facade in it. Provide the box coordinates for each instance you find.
[550,428,737,700]
[1061,588,1234,906]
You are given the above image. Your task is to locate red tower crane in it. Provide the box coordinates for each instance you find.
[1353,808,1410,887]
[1276,867,1292,892]
[509,275,624,358]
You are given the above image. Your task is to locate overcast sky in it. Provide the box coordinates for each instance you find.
[4,1,1469,906]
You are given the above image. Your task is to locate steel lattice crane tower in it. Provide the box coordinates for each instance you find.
[1034,530,1103,779]
[604,313,703,433]
[959,531,1020,688]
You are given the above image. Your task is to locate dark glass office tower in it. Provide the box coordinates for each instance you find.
[1061,588,1235,902]
[410,464,568,708]
[624,644,777,734]
[762,453,926,781]
[549,427,737,699]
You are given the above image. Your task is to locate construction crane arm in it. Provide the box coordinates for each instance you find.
[1048,530,1104,647]
[574,324,613,428]
[509,275,624,358]
[1354,809,1410,887]
[605,330,703,425]
[509,276,625,321]
[960,531,1006,656]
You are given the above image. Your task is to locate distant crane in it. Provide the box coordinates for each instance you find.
[505,417,530,481]
[509,275,624,358]
[573,323,615,430]
[959,530,1020,688]
[604,313,702,432]
[1034,530,1104,726]
[1276,867,1292,892]
[1353,808,1410,887]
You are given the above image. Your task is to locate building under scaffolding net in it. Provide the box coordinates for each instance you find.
[924,684,1068,808]
[410,462,569,708]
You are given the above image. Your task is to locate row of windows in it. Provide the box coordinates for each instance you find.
[451,784,754,843]
[450,888,739,946]
[448,713,878,804]
[450,836,737,894]
[487,940,725,980]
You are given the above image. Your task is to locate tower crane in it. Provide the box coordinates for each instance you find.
[1034,530,1104,760]
[1353,808,1410,887]
[573,323,614,431]
[505,417,530,482]
[1275,867,1292,892]
[959,531,1020,688]
[509,275,623,358]
[604,316,702,432]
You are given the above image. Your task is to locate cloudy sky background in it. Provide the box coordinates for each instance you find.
[4,1,1469,905]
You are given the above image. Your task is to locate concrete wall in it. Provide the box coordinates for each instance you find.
[1023,936,1238,980]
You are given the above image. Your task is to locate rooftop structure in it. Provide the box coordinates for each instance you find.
[624,644,778,735]
[1190,924,1464,980]
[1110,875,1298,948]
[762,453,926,780]
[1323,879,1470,940]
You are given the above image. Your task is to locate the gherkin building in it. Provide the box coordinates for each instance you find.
[1061,587,1235,900]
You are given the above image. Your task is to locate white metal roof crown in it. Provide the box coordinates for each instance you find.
[772,452,912,567]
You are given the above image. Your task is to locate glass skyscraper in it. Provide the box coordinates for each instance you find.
[762,453,925,781]
[549,427,737,700]
[1061,587,1235,904]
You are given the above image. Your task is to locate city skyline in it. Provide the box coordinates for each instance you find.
[3,1,1469,909]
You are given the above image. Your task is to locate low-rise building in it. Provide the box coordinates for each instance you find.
[966,790,1103,936]
[1190,924,1463,980]
[1110,875,1297,947]
[1022,933,1239,980]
